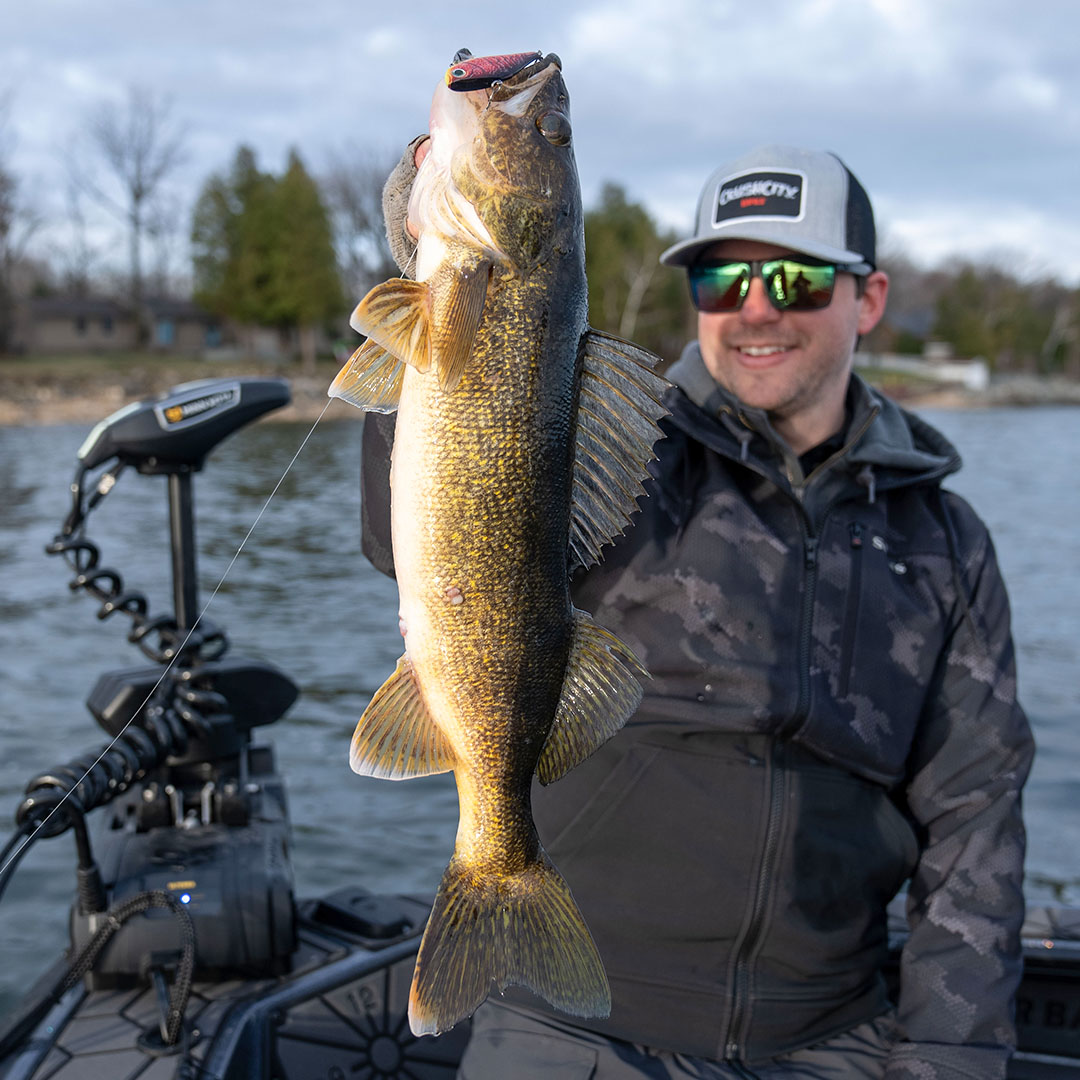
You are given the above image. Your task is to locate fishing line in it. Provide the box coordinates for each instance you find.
[0,399,337,886]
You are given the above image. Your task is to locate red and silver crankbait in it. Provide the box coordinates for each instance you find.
[445,51,543,92]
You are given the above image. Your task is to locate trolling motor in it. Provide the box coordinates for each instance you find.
[5,378,300,1045]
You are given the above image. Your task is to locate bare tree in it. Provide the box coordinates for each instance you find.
[71,85,186,340]
[322,146,399,302]
[51,180,100,295]
[0,93,43,354]
[145,190,185,298]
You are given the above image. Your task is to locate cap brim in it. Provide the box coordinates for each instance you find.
[660,230,870,271]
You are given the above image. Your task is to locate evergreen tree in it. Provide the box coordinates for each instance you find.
[191,146,343,367]
[268,150,344,371]
[584,182,693,366]
[191,145,277,343]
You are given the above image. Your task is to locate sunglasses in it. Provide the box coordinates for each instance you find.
[688,257,864,314]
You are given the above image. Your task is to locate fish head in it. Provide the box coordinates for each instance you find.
[410,52,581,275]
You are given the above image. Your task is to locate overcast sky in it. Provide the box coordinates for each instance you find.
[3,0,1079,287]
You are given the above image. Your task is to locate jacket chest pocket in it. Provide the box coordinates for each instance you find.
[809,521,954,773]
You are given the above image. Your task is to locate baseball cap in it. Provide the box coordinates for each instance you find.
[660,146,876,272]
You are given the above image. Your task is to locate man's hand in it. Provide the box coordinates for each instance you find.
[406,137,431,240]
[382,134,429,275]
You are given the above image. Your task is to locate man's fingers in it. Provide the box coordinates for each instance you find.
[406,138,431,239]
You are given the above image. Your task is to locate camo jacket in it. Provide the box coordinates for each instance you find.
[359,344,1032,1077]
[534,345,1031,1076]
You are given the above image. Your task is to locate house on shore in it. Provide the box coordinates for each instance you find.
[10,296,222,356]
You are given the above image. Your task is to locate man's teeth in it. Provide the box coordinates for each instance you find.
[739,346,787,356]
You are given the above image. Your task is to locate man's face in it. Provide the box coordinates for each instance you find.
[695,239,888,429]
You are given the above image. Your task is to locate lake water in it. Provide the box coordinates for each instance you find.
[0,405,1077,1021]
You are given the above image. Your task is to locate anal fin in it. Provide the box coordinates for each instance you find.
[537,609,648,785]
[328,338,404,413]
[350,654,456,779]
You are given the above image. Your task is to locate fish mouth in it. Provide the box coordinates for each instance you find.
[492,53,561,96]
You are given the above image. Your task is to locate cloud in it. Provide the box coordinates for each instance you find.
[3,0,1080,285]
[879,196,1080,282]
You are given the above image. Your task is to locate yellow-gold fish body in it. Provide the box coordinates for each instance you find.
[329,52,668,1036]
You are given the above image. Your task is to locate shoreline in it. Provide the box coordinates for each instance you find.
[2,362,1078,427]
[0,363,362,426]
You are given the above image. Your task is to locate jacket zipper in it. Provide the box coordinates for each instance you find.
[838,522,864,697]
[725,739,786,1062]
[726,520,822,1060]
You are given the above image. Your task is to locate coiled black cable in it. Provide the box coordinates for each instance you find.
[45,534,227,664]
[15,701,190,840]
[0,823,35,904]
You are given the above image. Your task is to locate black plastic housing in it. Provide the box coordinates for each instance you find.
[68,744,295,985]
[77,377,291,472]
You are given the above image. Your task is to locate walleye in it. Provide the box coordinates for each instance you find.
[329,51,668,1036]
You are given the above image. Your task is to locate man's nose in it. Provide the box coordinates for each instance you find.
[739,277,781,324]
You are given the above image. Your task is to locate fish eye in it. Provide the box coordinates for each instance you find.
[537,111,571,146]
[452,67,467,78]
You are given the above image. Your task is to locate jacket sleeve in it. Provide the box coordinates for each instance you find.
[360,412,396,579]
[885,503,1034,1080]
[357,137,427,580]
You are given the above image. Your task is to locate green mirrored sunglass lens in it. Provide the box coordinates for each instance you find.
[764,260,836,309]
[690,265,749,311]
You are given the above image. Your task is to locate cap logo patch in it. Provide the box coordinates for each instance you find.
[713,170,804,225]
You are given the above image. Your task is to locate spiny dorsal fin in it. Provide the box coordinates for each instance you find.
[350,278,432,373]
[428,259,491,392]
[350,654,457,780]
[569,329,669,570]
[537,608,648,785]
[328,338,404,413]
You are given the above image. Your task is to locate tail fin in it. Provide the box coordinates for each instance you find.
[408,853,610,1036]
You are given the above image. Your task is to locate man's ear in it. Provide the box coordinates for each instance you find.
[856,270,889,335]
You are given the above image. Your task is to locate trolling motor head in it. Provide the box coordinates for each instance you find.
[65,377,291,531]
[77,377,290,472]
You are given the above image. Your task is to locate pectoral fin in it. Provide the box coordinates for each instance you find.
[537,609,648,785]
[350,655,456,779]
[350,278,432,373]
[428,259,490,392]
[569,330,669,570]
[328,338,404,413]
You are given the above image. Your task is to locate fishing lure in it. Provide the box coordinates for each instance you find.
[445,51,543,92]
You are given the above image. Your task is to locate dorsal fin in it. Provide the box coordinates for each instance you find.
[569,330,669,570]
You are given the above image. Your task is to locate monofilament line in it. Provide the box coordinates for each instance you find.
[0,399,336,884]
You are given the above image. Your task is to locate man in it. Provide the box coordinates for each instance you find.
[364,144,1033,1079]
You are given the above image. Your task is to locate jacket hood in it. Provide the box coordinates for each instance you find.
[665,342,961,488]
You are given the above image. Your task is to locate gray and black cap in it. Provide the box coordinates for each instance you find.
[660,146,876,273]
